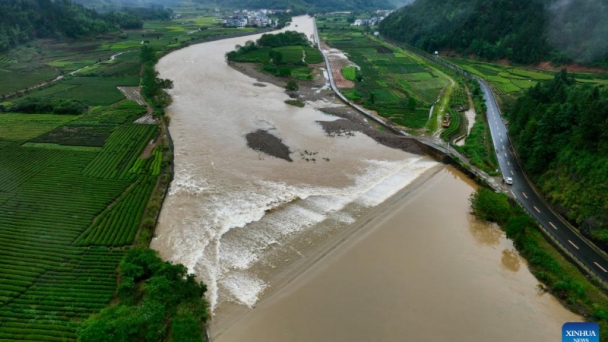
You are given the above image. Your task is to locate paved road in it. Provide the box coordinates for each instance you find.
[316,20,608,283]
[479,79,608,283]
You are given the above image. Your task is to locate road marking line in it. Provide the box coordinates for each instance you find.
[504,152,507,157]
[500,138,503,143]
[549,222,557,230]
[522,192,527,199]
[507,161,510,166]
[568,240,579,250]
[510,170,514,175]
[594,262,607,273]
[534,206,540,213]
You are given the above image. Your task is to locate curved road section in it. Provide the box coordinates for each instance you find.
[479,79,608,284]
[314,19,608,284]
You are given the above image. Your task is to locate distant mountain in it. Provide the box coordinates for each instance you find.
[194,0,394,12]
[388,0,414,7]
[71,0,181,10]
[379,0,608,66]
[0,0,142,52]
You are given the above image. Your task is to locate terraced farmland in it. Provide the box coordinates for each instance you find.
[317,15,450,129]
[448,59,608,110]
[0,107,160,340]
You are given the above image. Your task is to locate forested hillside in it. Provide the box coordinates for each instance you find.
[379,0,608,66]
[508,70,608,248]
[0,0,142,53]
[195,0,393,12]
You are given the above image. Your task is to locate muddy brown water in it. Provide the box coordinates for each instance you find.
[153,15,580,341]
[213,167,580,341]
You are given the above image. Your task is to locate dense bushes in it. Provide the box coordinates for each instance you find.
[226,31,312,62]
[4,97,87,114]
[469,188,510,224]
[379,0,608,66]
[226,34,315,79]
[0,0,142,52]
[257,31,310,48]
[508,70,608,247]
[140,45,173,110]
[77,248,209,342]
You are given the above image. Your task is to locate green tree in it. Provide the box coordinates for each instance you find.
[278,67,291,77]
[286,81,299,91]
[469,188,511,224]
[269,50,284,65]
[77,248,208,342]
[407,97,417,110]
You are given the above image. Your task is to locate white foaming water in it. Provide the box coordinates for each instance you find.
[220,272,267,307]
[153,15,438,312]
[357,160,438,207]
[164,156,435,310]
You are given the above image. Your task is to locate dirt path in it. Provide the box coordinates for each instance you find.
[118,86,147,106]
[118,86,158,124]
[320,42,355,89]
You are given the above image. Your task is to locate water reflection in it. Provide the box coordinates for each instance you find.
[501,248,521,272]
[468,214,502,246]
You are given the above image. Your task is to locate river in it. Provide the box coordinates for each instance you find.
[153,15,580,341]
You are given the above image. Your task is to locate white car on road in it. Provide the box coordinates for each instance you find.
[504,177,513,185]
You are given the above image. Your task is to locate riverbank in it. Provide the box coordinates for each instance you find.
[153,15,582,342]
[212,166,581,342]
[153,15,437,314]
[228,62,425,156]
[210,161,445,338]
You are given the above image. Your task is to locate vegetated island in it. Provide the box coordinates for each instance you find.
[226,29,426,157]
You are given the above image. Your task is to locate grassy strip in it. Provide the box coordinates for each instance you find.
[22,142,101,151]
[449,80,498,175]
[470,188,608,338]
[285,99,305,107]
[427,78,454,133]
[341,66,357,81]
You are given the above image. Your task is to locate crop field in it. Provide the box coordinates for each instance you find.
[233,45,321,80]
[0,69,59,96]
[449,83,469,110]
[342,66,357,81]
[232,46,319,64]
[0,9,267,97]
[25,77,140,106]
[440,109,465,142]
[317,15,450,129]
[0,103,160,340]
[0,114,75,142]
[449,58,608,110]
